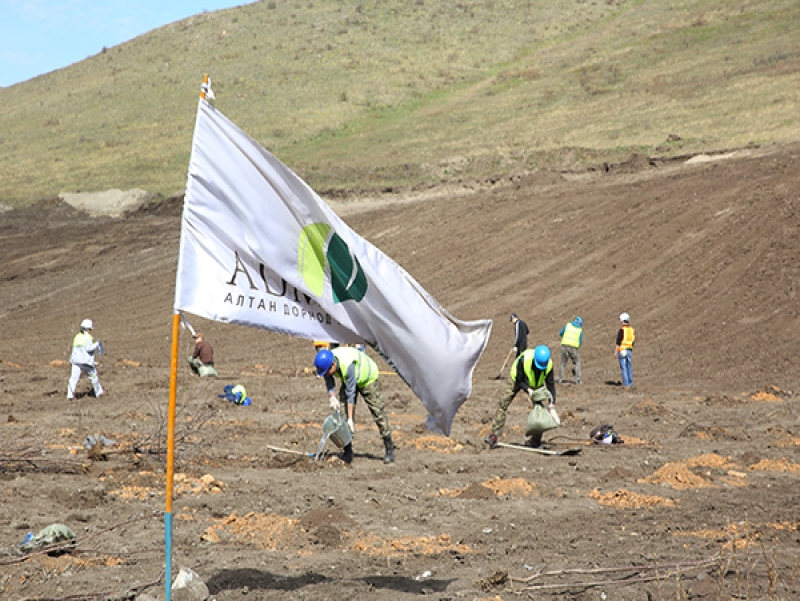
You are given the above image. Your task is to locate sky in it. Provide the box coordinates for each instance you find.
[0,1,252,88]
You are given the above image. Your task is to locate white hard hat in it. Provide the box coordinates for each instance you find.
[80,319,93,330]
[619,313,630,323]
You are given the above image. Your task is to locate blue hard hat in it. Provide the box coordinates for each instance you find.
[573,316,583,327]
[533,345,551,370]
[314,349,334,376]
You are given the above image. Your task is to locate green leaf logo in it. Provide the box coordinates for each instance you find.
[298,224,368,303]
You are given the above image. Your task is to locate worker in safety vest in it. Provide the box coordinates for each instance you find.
[557,317,584,384]
[67,319,104,400]
[485,345,559,449]
[218,384,251,406]
[615,313,636,388]
[314,347,394,464]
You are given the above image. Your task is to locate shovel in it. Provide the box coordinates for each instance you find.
[491,348,515,380]
[494,442,582,456]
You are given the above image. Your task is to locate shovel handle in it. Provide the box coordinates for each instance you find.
[497,347,515,377]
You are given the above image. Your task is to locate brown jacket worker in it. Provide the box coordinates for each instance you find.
[314,347,395,464]
[188,333,218,377]
[485,345,558,448]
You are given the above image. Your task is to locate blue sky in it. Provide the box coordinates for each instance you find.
[0,1,252,88]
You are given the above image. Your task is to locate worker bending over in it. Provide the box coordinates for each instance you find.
[485,345,558,449]
[188,333,218,377]
[314,347,395,464]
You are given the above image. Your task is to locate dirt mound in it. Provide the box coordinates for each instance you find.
[588,488,677,509]
[297,507,356,529]
[456,482,496,500]
[59,189,153,217]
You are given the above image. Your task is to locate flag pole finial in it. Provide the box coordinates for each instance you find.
[200,74,215,100]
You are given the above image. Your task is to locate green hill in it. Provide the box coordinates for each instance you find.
[1,0,798,207]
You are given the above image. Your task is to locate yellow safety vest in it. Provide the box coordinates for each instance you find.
[510,349,553,389]
[332,347,378,388]
[73,332,93,347]
[561,323,582,348]
[619,325,635,350]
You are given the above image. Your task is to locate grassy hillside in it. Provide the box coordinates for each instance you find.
[1,0,799,207]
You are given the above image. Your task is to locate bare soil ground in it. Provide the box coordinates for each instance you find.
[1,143,799,600]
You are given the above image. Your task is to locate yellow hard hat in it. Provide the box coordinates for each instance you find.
[313,340,330,350]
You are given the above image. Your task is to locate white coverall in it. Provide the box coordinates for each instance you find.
[67,331,104,399]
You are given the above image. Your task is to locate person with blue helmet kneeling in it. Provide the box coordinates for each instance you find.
[218,384,251,406]
[485,345,559,449]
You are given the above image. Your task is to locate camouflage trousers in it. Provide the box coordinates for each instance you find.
[558,345,580,383]
[491,380,525,437]
[491,379,553,437]
[339,379,391,439]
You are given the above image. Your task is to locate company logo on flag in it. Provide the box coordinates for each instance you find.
[298,223,368,303]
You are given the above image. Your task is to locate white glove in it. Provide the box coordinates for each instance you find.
[512,346,518,354]
[548,404,561,426]
[527,388,535,399]
[329,396,341,411]
[347,418,355,433]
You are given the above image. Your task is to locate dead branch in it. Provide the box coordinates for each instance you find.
[17,575,162,601]
[512,556,720,584]
[0,443,90,474]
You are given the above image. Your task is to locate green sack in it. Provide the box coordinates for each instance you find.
[18,524,77,554]
[526,387,558,436]
[198,364,218,377]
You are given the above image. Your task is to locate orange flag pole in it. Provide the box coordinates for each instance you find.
[164,311,181,600]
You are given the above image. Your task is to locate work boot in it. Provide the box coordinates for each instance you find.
[525,433,543,448]
[382,436,395,464]
[340,443,353,464]
[484,433,498,448]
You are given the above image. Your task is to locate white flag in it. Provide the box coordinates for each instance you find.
[175,99,492,435]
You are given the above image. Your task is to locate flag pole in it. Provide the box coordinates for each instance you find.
[165,311,180,599]
[165,75,209,599]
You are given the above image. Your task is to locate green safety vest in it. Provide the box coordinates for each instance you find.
[561,323,582,348]
[510,349,553,389]
[232,384,247,399]
[332,347,378,388]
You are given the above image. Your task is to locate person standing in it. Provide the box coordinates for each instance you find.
[557,316,584,384]
[509,313,529,358]
[188,333,218,377]
[67,319,104,400]
[314,347,395,464]
[615,313,636,388]
[485,345,559,449]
